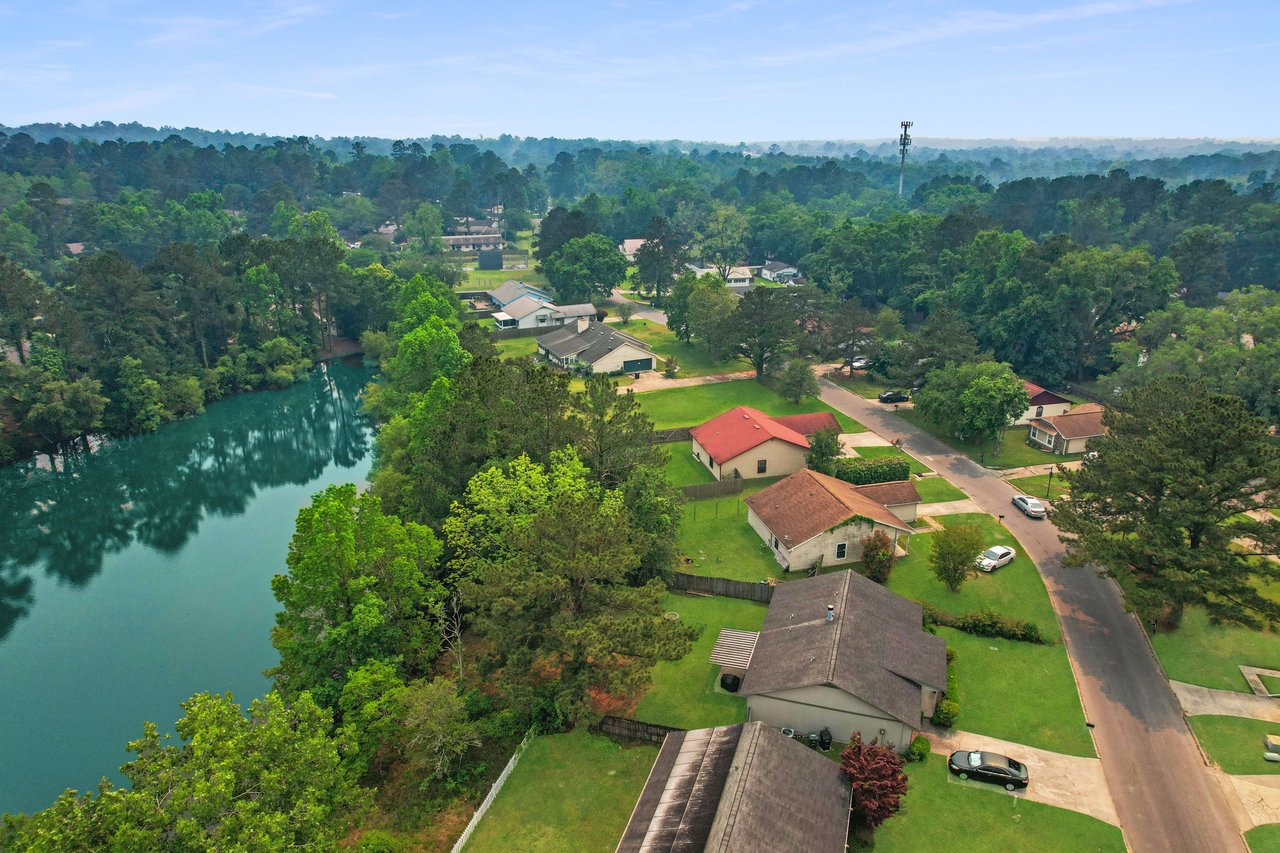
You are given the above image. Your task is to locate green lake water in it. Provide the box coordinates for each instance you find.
[0,359,375,814]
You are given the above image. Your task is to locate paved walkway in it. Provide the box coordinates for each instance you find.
[999,461,1085,479]
[926,729,1120,826]
[625,368,754,394]
[917,499,982,517]
[1224,774,1280,829]
[841,432,892,448]
[1172,682,1280,723]
[607,288,668,325]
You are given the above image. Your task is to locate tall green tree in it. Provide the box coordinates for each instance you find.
[727,287,799,377]
[912,361,1030,450]
[929,523,985,592]
[0,255,42,362]
[1055,377,1280,628]
[697,203,749,281]
[570,374,663,486]
[542,233,627,303]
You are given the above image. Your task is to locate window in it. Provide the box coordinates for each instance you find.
[773,536,780,550]
[836,543,847,560]
[1035,405,1044,417]
[756,459,767,474]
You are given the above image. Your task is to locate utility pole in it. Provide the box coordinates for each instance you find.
[898,121,913,197]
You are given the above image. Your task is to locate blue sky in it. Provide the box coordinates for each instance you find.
[2,0,1276,141]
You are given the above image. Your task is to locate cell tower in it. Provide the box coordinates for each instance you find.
[898,121,913,197]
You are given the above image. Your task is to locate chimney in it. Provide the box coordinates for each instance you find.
[576,316,590,333]
[826,604,834,623]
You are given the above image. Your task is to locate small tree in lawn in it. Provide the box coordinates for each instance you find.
[663,356,679,378]
[862,529,895,584]
[806,428,842,475]
[616,302,636,324]
[841,733,908,831]
[929,523,984,592]
[780,359,819,403]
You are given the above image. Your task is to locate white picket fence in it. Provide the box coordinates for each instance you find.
[451,729,535,853]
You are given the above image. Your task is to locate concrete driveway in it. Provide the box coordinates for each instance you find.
[927,729,1120,826]
[1172,682,1280,723]
[818,377,1246,853]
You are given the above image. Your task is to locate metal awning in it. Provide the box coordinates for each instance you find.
[709,628,759,669]
[492,311,513,323]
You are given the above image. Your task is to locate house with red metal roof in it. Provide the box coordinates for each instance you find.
[687,406,840,480]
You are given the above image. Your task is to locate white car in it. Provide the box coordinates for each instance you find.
[849,357,870,370]
[1012,495,1046,518]
[975,545,1016,572]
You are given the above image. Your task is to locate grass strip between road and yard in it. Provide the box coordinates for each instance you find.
[1150,604,1280,693]
[634,593,767,730]
[1247,824,1280,853]
[1008,473,1071,501]
[636,379,865,432]
[912,476,968,503]
[463,730,656,853]
[1187,715,1280,776]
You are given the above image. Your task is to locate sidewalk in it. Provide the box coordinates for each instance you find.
[918,499,982,517]
[1172,681,1280,723]
[925,729,1119,826]
[999,461,1085,479]
[624,369,755,393]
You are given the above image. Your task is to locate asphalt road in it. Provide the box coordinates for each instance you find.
[818,378,1245,853]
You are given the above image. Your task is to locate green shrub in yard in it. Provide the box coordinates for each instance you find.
[834,456,910,485]
[932,699,960,728]
[920,603,1047,645]
[906,735,931,763]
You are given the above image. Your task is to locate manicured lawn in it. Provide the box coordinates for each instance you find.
[617,319,746,377]
[1188,716,1280,775]
[1262,674,1280,696]
[464,730,656,853]
[1247,824,1280,853]
[678,485,782,582]
[461,267,549,288]
[853,445,932,475]
[869,754,1124,852]
[913,476,968,503]
[897,411,1080,469]
[636,379,865,432]
[634,593,767,730]
[663,444,715,486]
[1008,473,1071,501]
[494,336,538,359]
[833,373,892,399]
[1150,605,1280,692]
[567,375,634,392]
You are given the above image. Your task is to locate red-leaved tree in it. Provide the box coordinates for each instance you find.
[861,529,895,584]
[840,733,908,830]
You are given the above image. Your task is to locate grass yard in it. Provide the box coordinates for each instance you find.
[912,476,968,503]
[853,445,932,475]
[833,372,893,399]
[464,730,656,853]
[1248,824,1280,853]
[1187,716,1280,776]
[886,514,1093,756]
[494,336,538,359]
[1262,674,1280,696]
[615,319,746,377]
[678,485,783,582]
[461,267,549,289]
[634,593,767,730]
[1008,473,1071,501]
[636,379,865,432]
[867,754,1124,852]
[1150,605,1280,692]
[897,411,1080,469]
[663,444,715,486]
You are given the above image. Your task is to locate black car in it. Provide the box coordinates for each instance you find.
[947,750,1029,791]
[878,390,911,404]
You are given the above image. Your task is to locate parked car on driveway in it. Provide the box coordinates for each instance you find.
[878,389,911,404]
[975,545,1016,572]
[1012,495,1047,518]
[948,750,1029,790]
[849,357,870,370]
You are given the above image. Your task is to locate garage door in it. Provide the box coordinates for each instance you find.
[622,357,653,372]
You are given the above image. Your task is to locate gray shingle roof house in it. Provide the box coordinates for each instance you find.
[616,722,852,853]
[487,280,552,307]
[536,319,656,374]
[761,260,799,282]
[713,570,947,752]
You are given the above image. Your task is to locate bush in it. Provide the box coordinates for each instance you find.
[840,734,908,830]
[906,735,931,763]
[931,699,959,728]
[861,529,895,584]
[663,356,679,378]
[354,831,410,852]
[919,603,1047,644]
[833,455,910,486]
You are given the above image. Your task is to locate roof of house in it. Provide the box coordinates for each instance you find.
[1031,403,1106,440]
[616,722,851,853]
[745,468,914,544]
[738,570,948,728]
[502,293,558,321]
[690,407,815,465]
[771,412,840,436]
[536,320,652,364]
[441,233,502,244]
[553,302,596,319]
[854,479,922,508]
[619,238,645,254]
[488,280,549,305]
[762,260,797,273]
[1023,380,1072,408]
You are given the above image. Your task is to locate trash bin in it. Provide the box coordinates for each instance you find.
[807,732,820,750]
[819,728,833,751]
[719,673,741,693]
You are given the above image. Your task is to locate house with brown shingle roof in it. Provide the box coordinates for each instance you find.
[616,721,852,853]
[709,570,947,753]
[688,406,840,481]
[1013,380,1073,425]
[745,468,915,571]
[1029,402,1106,455]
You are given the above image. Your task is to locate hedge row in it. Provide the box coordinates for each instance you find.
[833,455,911,485]
[920,604,1047,644]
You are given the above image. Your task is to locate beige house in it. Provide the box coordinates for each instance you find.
[745,468,915,572]
[535,318,655,374]
[1013,380,1073,425]
[710,570,947,752]
[688,407,839,481]
[617,238,645,260]
[492,295,595,330]
[1029,403,1106,454]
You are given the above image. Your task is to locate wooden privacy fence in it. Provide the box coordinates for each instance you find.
[680,478,744,500]
[490,326,548,340]
[594,716,684,746]
[670,572,776,603]
[652,426,694,443]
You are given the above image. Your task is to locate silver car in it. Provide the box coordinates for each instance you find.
[975,545,1016,572]
[1012,494,1047,518]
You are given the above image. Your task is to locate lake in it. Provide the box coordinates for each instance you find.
[0,359,375,814]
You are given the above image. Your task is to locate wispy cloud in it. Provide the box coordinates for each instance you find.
[142,1,326,46]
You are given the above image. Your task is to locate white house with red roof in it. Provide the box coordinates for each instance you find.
[1013,380,1073,425]
[688,406,840,480]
